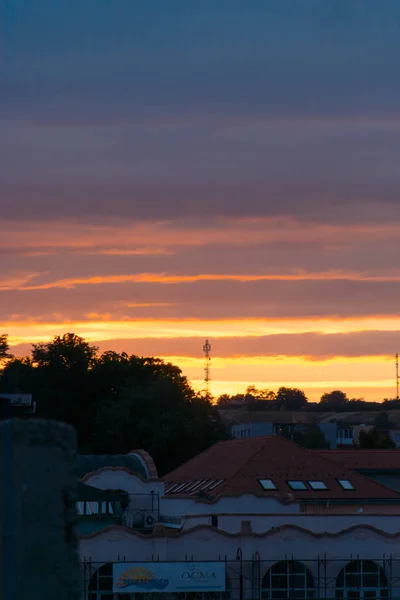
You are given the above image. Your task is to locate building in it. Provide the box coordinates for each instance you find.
[228,411,397,449]
[0,393,36,416]
[230,412,337,448]
[78,436,400,599]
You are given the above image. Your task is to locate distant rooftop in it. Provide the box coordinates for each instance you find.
[219,409,400,427]
[163,436,400,502]
[315,449,400,471]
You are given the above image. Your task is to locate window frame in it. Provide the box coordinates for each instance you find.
[287,480,308,491]
[337,479,355,490]
[261,560,315,599]
[308,480,328,491]
[259,479,277,491]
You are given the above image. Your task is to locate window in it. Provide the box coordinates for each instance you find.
[308,481,328,490]
[86,501,99,514]
[208,479,224,491]
[262,560,315,599]
[288,480,307,490]
[336,560,388,600]
[88,563,113,599]
[211,515,218,528]
[173,483,190,493]
[259,479,277,490]
[338,479,355,490]
[339,429,354,439]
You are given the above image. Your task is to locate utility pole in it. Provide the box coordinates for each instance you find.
[396,353,399,400]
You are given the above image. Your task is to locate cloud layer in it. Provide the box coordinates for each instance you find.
[2,1,400,400]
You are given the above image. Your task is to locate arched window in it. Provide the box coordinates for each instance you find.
[336,560,388,600]
[88,563,117,600]
[261,560,315,599]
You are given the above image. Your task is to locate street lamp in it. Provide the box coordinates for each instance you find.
[236,548,243,600]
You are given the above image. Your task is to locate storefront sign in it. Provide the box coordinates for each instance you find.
[113,562,226,593]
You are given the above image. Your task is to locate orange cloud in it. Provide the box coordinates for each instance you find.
[80,247,174,256]
[3,315,400,346]
[7,269,400,291]
[0,272,47,291]
[1,216,399,254]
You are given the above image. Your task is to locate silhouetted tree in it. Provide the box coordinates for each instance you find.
[319,390,349,411]
[374,411,394,430]
[0,333,229,473]
[0,334,10,362]
[0,356,34,393]
[358,429,395,449]
[276,387,308,410]
[217,394,236,407]
[287,422,330,449]
[217,386,276,409]
[245,386,276,402]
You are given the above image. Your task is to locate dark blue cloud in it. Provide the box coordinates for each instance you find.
[4,0,400,121]
[1,0,400,221]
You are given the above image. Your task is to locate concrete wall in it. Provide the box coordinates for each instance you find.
[231,422,274,439]
[161,494,300,518]
[80,524,400,599]
[0,419,80,600]
[181,512,400,534]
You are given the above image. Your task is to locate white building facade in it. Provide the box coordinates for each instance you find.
[78,438,400,600]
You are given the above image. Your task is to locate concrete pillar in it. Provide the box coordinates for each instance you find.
[0,419,80,600]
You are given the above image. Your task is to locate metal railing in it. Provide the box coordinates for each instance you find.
[80,556,400,600]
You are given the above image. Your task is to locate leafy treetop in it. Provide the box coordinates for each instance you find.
[0,333,229,475]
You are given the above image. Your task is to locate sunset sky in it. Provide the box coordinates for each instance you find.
[2,1,400,401]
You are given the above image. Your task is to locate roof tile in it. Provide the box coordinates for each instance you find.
[164,436,400,501]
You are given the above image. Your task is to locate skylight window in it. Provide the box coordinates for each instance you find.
[172,483,189,494]
[338,479,355,490]
[208,479,224,491]
[259,479,277,490]
[308,481,328,490]
[288,480,307,490]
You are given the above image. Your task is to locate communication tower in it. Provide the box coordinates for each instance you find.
[396,353,399,400]
[203,339,211,397]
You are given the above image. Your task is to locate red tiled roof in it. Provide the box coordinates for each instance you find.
[163,436,400,502]
[315,449,400,470]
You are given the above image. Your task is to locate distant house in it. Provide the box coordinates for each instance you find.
[229,411,337,448]
[228,411,392,449]
[0,393,36,417]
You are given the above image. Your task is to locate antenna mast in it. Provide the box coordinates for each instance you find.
[396,353,399,400]
[203,339,211,397]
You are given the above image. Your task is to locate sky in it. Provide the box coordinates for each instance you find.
[1,1,400,401]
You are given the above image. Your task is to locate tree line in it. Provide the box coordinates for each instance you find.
[1,333,398,467]
[217,386,400,412]
[0,333,229,475]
